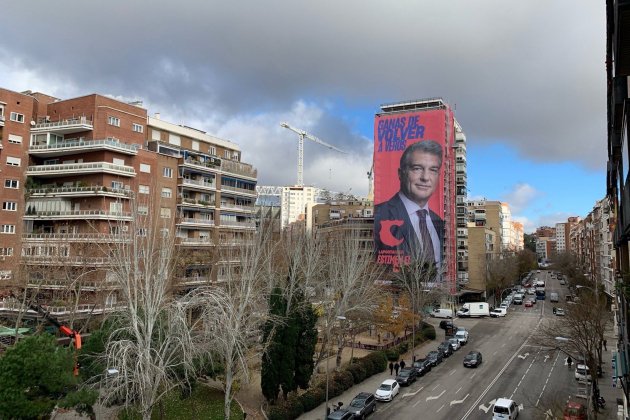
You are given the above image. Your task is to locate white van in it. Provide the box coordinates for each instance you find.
[550,292,559,303]
[512,294,524,305]
[492,398,519,420]
[430,308,453,319]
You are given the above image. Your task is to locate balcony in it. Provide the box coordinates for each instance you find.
[177,237,214,246]
[177,198,215,210]
[26,162,136,178]
[220,184,256,197]
[181,178,217,191]
[22,255,112,267]
[25,277,102,290]
[221,160,257,180]
[23,210,133,221]
[27,185,133,199]
[218,219,256,229]
[22,233,131,243]
[174,276,213,286]
[181,158,221,173]
[177,218,215,227]
[0,301,126,319]
[29,138,139,158]
[31,117,93,135]
[220,202,256,213]
[0,114,4,127]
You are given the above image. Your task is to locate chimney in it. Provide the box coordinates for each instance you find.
[154,113,161,120]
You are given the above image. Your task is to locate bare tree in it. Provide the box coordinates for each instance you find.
[189,228,273,419]
[486,253,519,305]
[99,205,195,420]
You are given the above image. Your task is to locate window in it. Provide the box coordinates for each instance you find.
[138,205,149,215]
[110,202,123,213]
[0,248,13,256]
[137,228,147,237]
[6,156,21,166]
[0,271,12,280]
[209,146,216,155]
[151,129,161,141]
[4,180,18,189]
[160,207,171,218]
[9,112,24,123]
[113,157,125,166]
[2,202,17,211]
[161,187,172,198]
[1,225,15,234]
[224,150,230,159]
[111,181,124,190]
[192,140,199,151]
[140,163,151,173]
[168,134,181,146]
[163,167,173,178]
[139,185,150,194]
[108,116,121,127]
[8,134,22,144]
[132,123,144,133]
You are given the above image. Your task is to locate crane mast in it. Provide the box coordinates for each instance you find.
[280,122,347,187]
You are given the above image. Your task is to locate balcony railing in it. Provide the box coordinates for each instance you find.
[178,218,215,226]
[221,160,257,179]
[182,178,216,189]
[221,185,256,196]
[218,219,256,229]
[0,301,126,317]
[220,202,256,212]
[29,138,138,155]
[177,237,214,245]
[23,233,130,242]
[21,255,112,266]
[31,117,93,132]
[26,162,136,177]
[27,185,133,197]
[23,210,132,220]
[182,158,221,171]
[26,278,101,289]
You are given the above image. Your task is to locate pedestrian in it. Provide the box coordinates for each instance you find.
[567,356,573,368]
[604,339,608,351]
[400,359,406,370]
[394,362,400,375]
[389,361,394,375]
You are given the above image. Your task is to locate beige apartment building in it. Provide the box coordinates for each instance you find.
[465,226,497,298]
[0,88,256,320]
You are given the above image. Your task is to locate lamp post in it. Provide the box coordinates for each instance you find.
[325,315,346,417]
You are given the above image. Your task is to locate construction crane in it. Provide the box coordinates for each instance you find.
[280,122,347,187]
[367,161,374,202]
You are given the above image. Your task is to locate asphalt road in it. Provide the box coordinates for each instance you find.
[370,269,579,420]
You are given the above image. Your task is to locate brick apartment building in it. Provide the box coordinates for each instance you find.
[0,88,256,321]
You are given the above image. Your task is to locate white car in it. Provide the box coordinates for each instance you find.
[490,308,507,317]
[455,330,469,345]
[375,379,400,402]
[575,364,592,382]
[448,337,461,351]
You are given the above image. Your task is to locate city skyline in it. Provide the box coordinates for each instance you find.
[0,1,606,232]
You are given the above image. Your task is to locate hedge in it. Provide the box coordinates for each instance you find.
[266,325,435,419]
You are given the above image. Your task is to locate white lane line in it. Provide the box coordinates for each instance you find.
[431,384,440,391]
[450,369,456,376]
[426,390,445,401]
[451,394,470,406]
[493,351,498,356]
[403,385,424,398]
[456,386,462,394]
[437,404,445,412]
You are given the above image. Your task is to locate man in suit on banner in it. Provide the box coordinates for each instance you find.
[374,140,444,266]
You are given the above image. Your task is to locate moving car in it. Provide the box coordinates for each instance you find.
[430,308,453,319]
[524,300,533,307]
[347,392,376,419]
[563,401,586,420]
[448,337,461,351]
[426,350,443,366]
[555,308,566,316]
[492,398,519,420]
[490,308,507,317]
[456,302,490,317]
[375,379,400,402]
[395,367,418,386]
[463,350,483,368]
[412,359,432,376]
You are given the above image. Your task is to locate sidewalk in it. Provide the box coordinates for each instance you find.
[297,321,443,420]
[592,321,626,419]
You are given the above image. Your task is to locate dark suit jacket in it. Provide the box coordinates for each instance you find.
[374,193,444,263]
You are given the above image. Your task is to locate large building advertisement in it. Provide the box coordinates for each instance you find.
[373,107,456,290]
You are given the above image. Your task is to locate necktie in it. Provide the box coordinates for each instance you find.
[417,209,435,262]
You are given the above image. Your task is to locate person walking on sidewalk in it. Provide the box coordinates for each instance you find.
[400,360,406,370]
[394,362,400,375]
[604,339,607,351]
[389,362,394,375]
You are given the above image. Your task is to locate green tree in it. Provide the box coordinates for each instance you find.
[293,294,317,390]
[261,287,292,403]
[523,233,536,253]
[0,334,78,418]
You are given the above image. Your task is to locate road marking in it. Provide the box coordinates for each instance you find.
[456,386,462,394]
[450,369,456,376]
[426,390,445,401]
[451,394,470,405]
[470,372,476,379]
[493,351,497,356]
[518,352,530,359]
[544,355,550,363]
[431,384,440,391]
[478,399,496,413]
[403,385,424,397]
[437,404,445,412]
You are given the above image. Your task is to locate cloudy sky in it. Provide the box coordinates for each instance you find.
[0,1,606,232]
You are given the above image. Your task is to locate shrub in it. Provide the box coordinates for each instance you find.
[421,323,436,340]
[346,363,367,383]
[385,348,399,361]
[299,387,325,412]
[267,404,289,420]
[397,342,409,354]
[284,395,304,419]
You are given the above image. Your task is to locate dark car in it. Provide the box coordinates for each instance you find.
[438,341,454,358]
[395,367,418,386]
[439,320,454,330]
[412,358,432,376]
[463,351,483,368]
[426,350,443,366]
[327,409,354,420]
[347,392,376,419]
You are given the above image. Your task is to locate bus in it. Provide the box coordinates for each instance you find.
[535,287,546,300]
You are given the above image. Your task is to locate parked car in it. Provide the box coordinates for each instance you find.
[463,350,483,368]
[426,350,443,366]
[347,392,376,419]
[327,409,354,420]
[412,358,432,376]
[524,300,533,307]
[490,308,507,317]
[375,379,400,402]
[439,320,454,330]
[448,337,461,351]
[560,279,566,285]
[574,364,592,382]
[396,367,418,386]
[455,329,469,345]
[438,341,454,358]
[556,308,566,316]
[563,401,587,420]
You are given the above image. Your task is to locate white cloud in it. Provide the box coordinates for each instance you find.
[501,183,540,215]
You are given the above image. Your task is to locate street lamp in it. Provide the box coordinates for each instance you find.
[325,315,346,417]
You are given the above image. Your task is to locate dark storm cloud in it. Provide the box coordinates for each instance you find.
[0,0,606,183]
